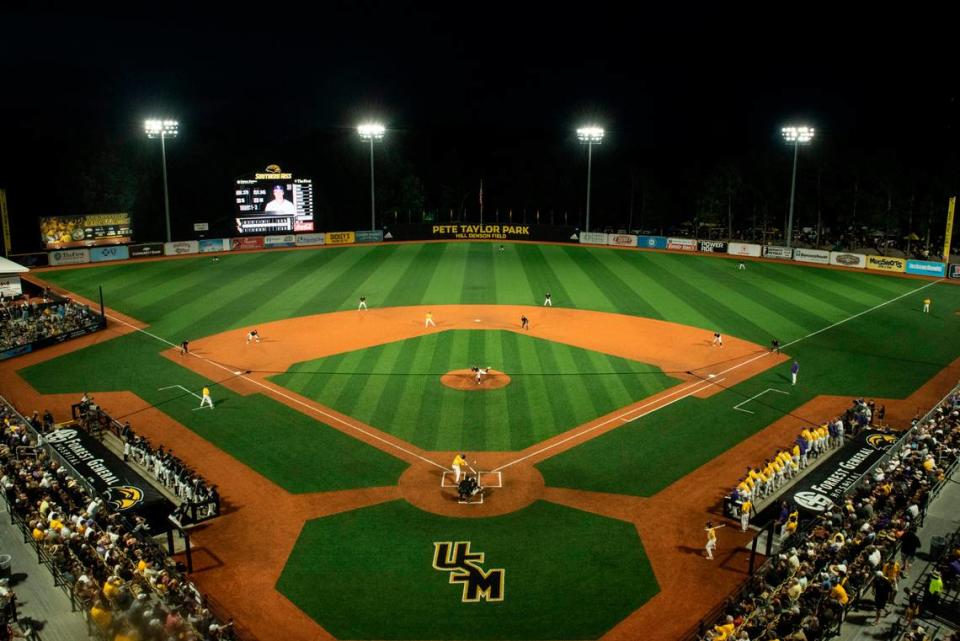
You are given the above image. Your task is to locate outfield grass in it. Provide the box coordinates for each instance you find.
[276,499,657,639]
[270,330,678,451]
[27,243,960,496]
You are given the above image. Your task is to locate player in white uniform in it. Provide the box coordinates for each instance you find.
[712,331,723,347]
[246,330,260,344]
[358,296,367,310]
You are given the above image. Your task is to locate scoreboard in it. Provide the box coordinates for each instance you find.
[40,213,133,249]
[235,169,314,234]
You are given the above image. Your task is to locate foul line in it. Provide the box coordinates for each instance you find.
[733,388,790,414]
[106,317,448,471]
[494,278,943,471]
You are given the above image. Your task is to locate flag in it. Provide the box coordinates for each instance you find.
[479,180,484,211]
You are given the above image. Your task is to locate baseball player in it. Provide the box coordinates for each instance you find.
[199,386,214,409]
[451,453,468,483]
[922,297,931,313]
[543,292,552,306]
[499,245,505,254]
[739,498,752,532]
[425,311,436,328]
[475,366,489,385]
[771,338,781,353]
[180,339,189,356]
[738,261,746,270]
[358,296,368,311]
[521,315,529,330]
[712,331,723,347]
[704,521,725,560]
[246,329,260,344]
[791,360,800,385]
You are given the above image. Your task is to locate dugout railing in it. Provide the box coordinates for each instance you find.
[683,380,960,641]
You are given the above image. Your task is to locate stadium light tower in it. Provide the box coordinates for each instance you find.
[144,119,179,243]
[781,125,815,248]
[358,122,385,230]
[576,126,604,232]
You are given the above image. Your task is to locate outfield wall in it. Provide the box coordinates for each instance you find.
[32,226,958,281]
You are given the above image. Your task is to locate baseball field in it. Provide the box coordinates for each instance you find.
[2,241,959,641]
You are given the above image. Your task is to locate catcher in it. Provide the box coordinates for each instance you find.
[457,473,483,502]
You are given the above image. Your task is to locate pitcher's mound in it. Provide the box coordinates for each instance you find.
[441,369,511,390]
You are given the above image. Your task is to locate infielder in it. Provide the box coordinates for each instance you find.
[358,296,367,311]
[712,331,723,347]
[521,315,529,330]
[451,453,468,483]
[180,339,189,355]
[246,329,260,344]
[704,521,725,560]
[425,311,436,328]
[199,386,214,409]
[543,292,552,306]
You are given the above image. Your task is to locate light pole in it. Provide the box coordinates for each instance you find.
[358,123,385,230]
[144,119,179,243]
[781,125,814,248]
[577,126,604,233]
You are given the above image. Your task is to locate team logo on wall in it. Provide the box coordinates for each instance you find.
[45,429,78,444]
[106,485,144,511]
[865,433,896,449]
[792,490,834,512]
[432,541,505,602]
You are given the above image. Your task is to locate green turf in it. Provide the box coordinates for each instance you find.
[269,329,678,451]
[276,499,657,639]
[17,332,408,493]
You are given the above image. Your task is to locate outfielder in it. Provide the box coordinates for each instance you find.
[199,386,214,409]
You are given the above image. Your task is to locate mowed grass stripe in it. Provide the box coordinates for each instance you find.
[675,256,834,336]
[381,243,448,307]
[429,332,470,449]
[287,247,387,317]
[349,243,433,310]
[513,334,560,446]
[531,339,580,436]
[499,331,536,449]
[460,243,497,304]
[422,244,471,307]
[635,255,776,341]
[604,251,715,326]
[516,244,573,307]
[559,246,664,319]
[478,331,510,450]
[744,261,872,314]
[788,264,913,306]
[494,243,538,304]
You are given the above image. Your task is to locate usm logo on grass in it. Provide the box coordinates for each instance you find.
[432,541,505,602]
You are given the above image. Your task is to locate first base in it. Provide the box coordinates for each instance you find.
[474,319,481,323]
[233,370,242,375]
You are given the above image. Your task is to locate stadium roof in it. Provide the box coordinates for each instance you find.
[0,256,29,274]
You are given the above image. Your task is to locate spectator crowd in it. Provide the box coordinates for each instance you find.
[0,292,101,351]
[0,398,235,641]
[701,387,960,641]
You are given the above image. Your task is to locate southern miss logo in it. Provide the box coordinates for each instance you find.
[866,433,897,449]
[106,486,144,511]
[432,542,505,602]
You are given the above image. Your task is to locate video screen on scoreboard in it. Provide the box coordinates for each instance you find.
[40,213,133,249]
[234,172,314,234]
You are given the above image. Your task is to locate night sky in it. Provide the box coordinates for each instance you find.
[2,4,958,248]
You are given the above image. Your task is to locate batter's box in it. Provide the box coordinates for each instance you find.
[441,471,502,488]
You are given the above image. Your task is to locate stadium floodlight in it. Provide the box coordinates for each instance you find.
[358,122,386,230]
[144,119,179,242]
[781,125,815,248]
[576,126,605,232]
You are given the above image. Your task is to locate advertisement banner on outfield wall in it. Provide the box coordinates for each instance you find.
[129,243,163,258]
[698,240,728,253]
[866,255,906,272]
[905,259,946,277]
[579,231,608,245]
[164,241,199,256]
[355,230,384,243]
[198,239,228,253]
[381,224,577,242]
[950,264,960,279]
[295,233,325,246]
[607,234,637,247]
[763,246,793,259]
[325,231,356,245]
[89,246,130,262]
[637,235,667,249]
[264,235,296,248]
[793,248,830,264]
[0,276,22,297]
[667,237,697,251]
[231,236,265,250]
[726,242,761,257]
[829,252,866,268]
[49,249,90,265]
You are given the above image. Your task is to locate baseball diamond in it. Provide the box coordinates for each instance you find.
[2,241,959,641]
